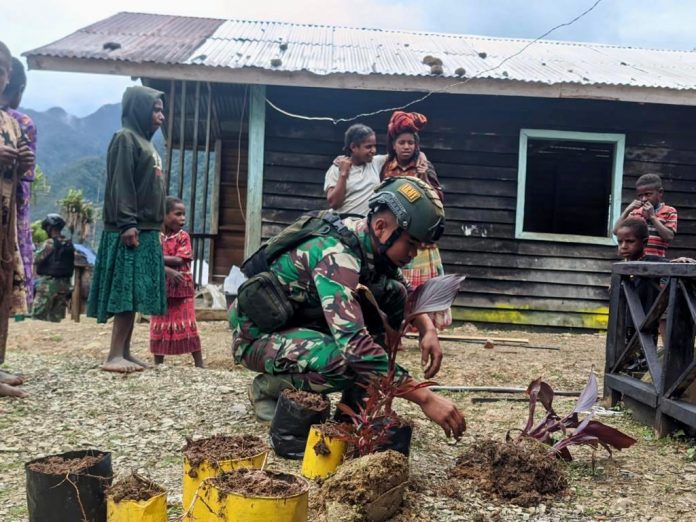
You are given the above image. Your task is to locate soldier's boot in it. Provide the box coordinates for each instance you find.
[247,374,290,421]
[334,385,367,423]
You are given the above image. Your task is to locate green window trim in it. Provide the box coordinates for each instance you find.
[515,128,625,246]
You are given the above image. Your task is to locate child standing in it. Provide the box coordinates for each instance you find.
[149,197,203,367]
[87,85,167,373]
[324,124,386,216]
[613,173,678,259]
[32,214,74,322]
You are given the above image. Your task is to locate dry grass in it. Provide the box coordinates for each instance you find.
[1,318,695,521]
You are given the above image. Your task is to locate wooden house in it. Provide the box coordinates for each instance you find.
[25,12,696,329]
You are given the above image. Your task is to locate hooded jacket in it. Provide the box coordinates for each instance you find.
[103,86,165,232]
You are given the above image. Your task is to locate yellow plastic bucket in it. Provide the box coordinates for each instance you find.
[200,471,309,522]
[182,451,268,522]
[301,425,347,479]
[107,492,167,522]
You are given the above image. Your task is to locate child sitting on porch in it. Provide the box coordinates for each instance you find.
[149,197,203,367]
[32,214,74,322]
[613,173,678,260]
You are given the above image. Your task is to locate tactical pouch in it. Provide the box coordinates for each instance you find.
[237,271,294,333]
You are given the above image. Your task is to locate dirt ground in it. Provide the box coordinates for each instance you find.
[1,318,695,521]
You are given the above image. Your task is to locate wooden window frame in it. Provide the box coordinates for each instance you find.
[515,128,625,245]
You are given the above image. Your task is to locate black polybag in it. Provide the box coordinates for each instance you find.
[270,393,330,459]
[25,449,112,522]
[377,423,413,457]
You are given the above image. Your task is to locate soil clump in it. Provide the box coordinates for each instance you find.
[282,389,329,411]
[322,450,409,520]
[183,434,267,468]
[449,439,568,507]
[212,468,307,497]
[26,454,105,475]
[107,473,164,503]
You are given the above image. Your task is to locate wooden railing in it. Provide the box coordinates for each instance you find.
[604,262,696,436]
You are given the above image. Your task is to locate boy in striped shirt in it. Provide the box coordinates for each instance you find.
[613,173,677,259]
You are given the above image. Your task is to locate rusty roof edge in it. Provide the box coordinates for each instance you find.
[24,54,696,107]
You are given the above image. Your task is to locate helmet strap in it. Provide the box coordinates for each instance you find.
[367,212,403,266]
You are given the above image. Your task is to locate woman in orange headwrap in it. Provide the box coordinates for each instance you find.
[382,111,451,330]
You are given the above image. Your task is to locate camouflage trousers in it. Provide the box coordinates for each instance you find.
[32,276,71,322]
[233,278,407,394]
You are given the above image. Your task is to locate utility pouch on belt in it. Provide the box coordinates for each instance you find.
[237,272,294,333]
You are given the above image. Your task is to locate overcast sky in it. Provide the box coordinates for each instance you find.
[4,0,695,116]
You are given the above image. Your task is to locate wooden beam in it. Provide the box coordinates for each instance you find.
[25,55,696,107]
[612,261,696,277]
[164,79,176,194]
[429,385,581,396]
[244,85,266,258]
[404,332,528,344]
[177,80,187,200]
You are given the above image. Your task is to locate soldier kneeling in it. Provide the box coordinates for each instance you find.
[230,176,465,439]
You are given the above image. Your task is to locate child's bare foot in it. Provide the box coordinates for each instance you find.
[124,354,150,369]
[100,357,144,373]
[0,382,28,398]
[0,370,24,386]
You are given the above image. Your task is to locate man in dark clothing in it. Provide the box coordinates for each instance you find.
[33,214,74,322]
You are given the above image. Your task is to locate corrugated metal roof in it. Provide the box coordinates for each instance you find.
[25,12,696,91]
[28,12,225,65]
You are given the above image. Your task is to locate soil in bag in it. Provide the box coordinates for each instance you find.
[271,389,330,459]
[26,449,112,522]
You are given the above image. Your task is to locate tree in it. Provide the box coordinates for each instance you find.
[58,189,97,244]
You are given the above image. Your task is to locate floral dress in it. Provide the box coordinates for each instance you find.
[149,230,201,355]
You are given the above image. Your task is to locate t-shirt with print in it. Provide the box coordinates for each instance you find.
[324,155,387,216]
[629,203,678,257]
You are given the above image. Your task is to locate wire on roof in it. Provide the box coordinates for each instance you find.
[264,0,604,125]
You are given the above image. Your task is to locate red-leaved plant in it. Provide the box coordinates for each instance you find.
[336,274,466,457]
[507,368,637,461]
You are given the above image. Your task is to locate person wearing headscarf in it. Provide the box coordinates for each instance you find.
[381,111,451,330]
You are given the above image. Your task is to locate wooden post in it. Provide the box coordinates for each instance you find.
[164,80,176,194]
[244,85,266,258]
[71,267,83,322]
[177,81,187,200]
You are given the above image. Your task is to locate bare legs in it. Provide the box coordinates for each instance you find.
[153,351,204,368]
[101,312,146,373]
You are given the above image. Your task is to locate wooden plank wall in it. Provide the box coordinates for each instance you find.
[212,138,247,280]
[255,86,696,329]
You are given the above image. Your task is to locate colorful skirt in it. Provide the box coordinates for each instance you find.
[150,296,201,355]
[402,245,452,330]
[87,230,167,323]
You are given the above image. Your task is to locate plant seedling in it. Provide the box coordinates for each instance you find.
[337,274,466,457]
[508,369,637,461]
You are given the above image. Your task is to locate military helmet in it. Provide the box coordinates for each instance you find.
[41,213,66,232]
[367,176,445,244]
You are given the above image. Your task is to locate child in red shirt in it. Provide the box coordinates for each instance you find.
[613,173,677,258]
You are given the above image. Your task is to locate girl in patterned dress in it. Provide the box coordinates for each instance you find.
[149,197,203,367]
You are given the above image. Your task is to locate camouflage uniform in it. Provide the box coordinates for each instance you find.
[230,218,409,394]
[32,237,72,322]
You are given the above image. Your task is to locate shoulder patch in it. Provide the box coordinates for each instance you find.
[398,183,422,203]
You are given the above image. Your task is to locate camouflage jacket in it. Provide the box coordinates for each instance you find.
[230,217,409,380]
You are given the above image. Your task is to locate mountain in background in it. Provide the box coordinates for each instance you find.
[24,103,165,223]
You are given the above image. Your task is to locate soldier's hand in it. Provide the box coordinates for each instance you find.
[121,227,139,248]
[419,328,443,379]
[419,392,466,439]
